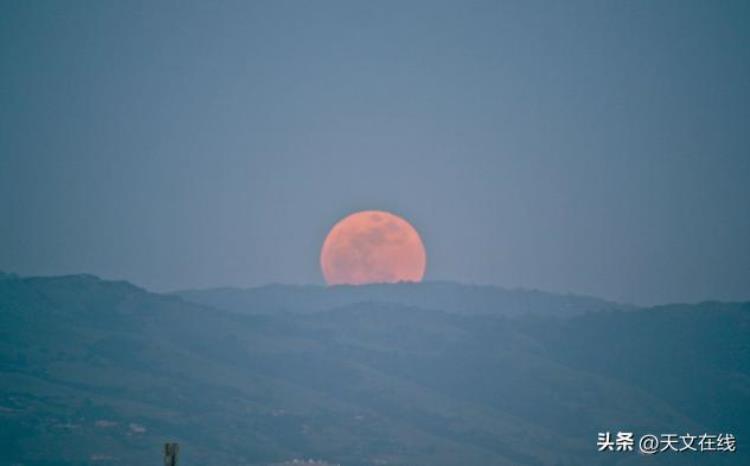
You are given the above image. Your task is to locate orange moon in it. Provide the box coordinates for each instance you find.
[320,210,427,285]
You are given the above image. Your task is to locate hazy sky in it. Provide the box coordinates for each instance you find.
[2,1,749,305]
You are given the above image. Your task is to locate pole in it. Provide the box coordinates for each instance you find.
[164,442,179,466]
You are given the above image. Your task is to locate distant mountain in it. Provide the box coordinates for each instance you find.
[1,274,747,465]
[173,281,633,317]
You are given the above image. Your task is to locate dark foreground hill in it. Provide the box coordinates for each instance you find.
[0,274,747,465]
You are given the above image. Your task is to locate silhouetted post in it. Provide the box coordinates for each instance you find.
[164,442,179,466]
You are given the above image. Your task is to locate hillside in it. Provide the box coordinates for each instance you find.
[173,282,632,317]
[0,274,747,465]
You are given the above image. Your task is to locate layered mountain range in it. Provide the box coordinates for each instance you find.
[1,273,747,465]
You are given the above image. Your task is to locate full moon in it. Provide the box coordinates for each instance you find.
[320,210,427,285]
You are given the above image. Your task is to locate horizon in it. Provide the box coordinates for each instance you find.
[4,269,746,308]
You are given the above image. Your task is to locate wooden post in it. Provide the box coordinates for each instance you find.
[164,442,179,466]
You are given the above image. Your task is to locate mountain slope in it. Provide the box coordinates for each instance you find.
[1,274,747,465]
[173,281,632,317]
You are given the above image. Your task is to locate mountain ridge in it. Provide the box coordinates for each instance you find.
[1,272,747,465]
[172,280,636,317]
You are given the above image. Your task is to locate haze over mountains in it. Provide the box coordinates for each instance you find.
[173,281,633,317]
[1,273,747,465]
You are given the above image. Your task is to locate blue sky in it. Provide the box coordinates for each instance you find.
[1,0,749,304]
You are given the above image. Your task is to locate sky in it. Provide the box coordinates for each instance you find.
[1,0,749,305]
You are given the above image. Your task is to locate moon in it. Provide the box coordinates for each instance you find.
[320,210,427,285]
